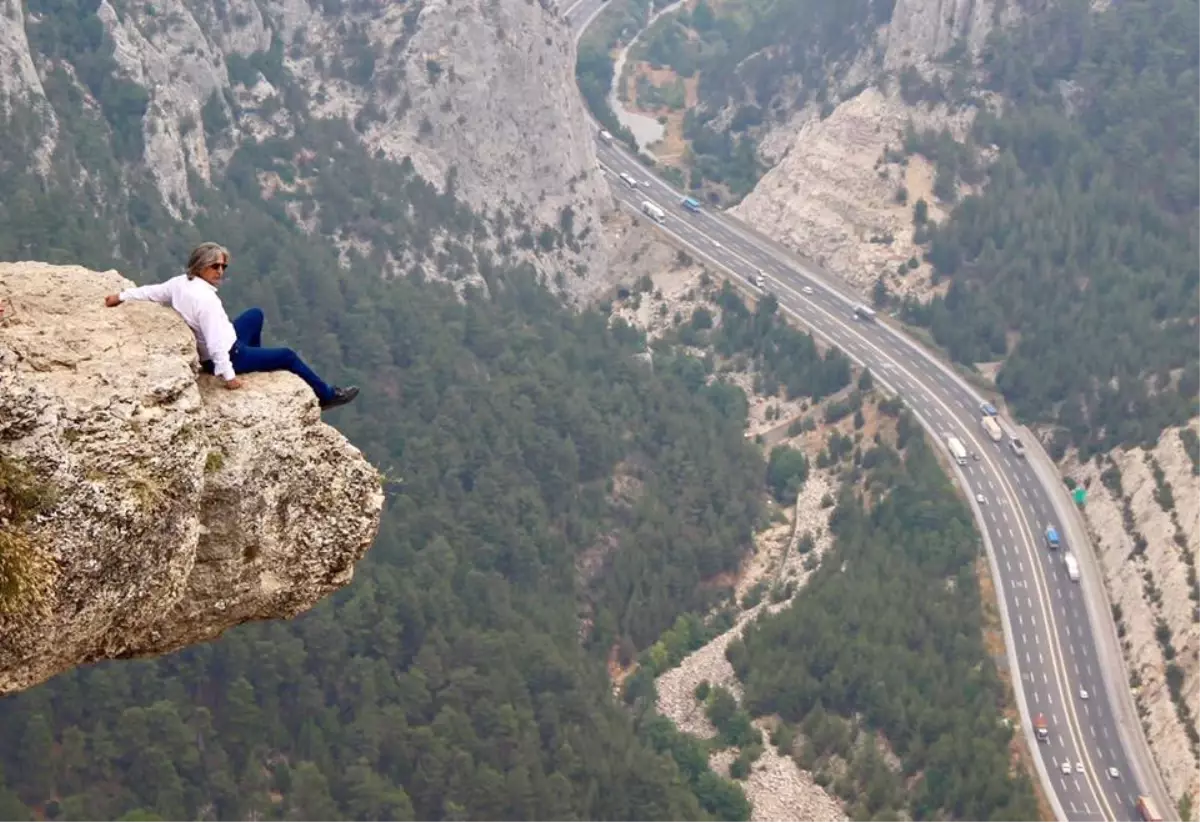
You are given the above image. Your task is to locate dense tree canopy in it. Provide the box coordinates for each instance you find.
[732,433,1040,821]
[901,0,1199,456]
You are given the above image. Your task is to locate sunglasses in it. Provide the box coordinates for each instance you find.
[210,262,228,271]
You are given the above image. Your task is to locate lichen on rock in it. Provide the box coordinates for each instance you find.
[0,452,58,618]
[0,262,383,695]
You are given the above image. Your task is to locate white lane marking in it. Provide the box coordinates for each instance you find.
[1043,673,1048,685]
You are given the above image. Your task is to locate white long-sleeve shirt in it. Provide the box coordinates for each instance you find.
[119,275,239,381]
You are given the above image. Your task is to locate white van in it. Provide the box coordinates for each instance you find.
[1064,552,1080,582]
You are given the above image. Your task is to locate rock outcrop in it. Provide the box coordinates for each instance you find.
[734,85,977,300]
[879,0,1008,71]
[0,262,383,695]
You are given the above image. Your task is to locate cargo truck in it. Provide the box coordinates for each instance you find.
[641,201,665,223]
[1137,796,1162,822]
[946,435,967,465]
[681,197,702,213]
[1045,526,1061,550]
[981,416,1003,442]
[1033,712,1049,742]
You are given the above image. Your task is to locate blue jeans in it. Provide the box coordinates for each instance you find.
[203,308,334,403]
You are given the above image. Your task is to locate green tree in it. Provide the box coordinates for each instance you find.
[766,446,809,502]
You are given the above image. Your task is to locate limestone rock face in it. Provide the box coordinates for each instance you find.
[0,262,382,695]
[0,0,614,298]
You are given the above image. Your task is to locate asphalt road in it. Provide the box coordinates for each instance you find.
[554,5,1171,816]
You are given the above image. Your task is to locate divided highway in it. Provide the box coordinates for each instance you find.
[559,2,1172,820]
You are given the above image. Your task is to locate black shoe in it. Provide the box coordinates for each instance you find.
[320,385,359,410]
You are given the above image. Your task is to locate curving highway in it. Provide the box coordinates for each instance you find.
[559,1,1174,820]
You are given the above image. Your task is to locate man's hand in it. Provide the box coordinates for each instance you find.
[104,294,122,307]
[225,377,244,390]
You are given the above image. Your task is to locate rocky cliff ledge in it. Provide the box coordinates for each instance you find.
[0,263,383,695]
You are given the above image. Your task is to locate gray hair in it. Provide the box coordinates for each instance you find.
[186,242,230,279]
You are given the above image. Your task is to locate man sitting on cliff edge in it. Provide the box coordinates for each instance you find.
[104,242,359,411]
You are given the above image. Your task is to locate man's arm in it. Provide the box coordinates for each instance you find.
[104,280,173,307]
[118,281,174,303]
[210,347,237,383]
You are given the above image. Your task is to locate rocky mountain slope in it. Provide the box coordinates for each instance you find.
[1064,426,1200,807]
[732,0,1015,301]
[1,0,615,298]
[0,262,382,694]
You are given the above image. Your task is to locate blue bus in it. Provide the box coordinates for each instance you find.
[680,197,702,213]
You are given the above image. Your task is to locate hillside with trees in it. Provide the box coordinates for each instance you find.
[730,430,1041,821]
[898,0,1199,457]
[586,260,1041,820]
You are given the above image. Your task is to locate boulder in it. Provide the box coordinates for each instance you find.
[0,262,382,695]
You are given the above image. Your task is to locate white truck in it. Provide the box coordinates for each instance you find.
[640,200,665,223]
[981,416,1003,443]
[1063,552,1081,582]
[946,435,967,466]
